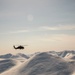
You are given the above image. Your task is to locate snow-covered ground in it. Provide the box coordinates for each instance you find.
[0,53,28,74]
[0,51,75,75]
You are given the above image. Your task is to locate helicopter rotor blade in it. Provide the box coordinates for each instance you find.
[14,45,28,46]
[23,45,28,46]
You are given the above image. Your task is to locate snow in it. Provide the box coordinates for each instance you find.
[72,72,75,75]
[1,52,75,75]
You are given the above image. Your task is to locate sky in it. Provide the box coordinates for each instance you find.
[0,0,75,54]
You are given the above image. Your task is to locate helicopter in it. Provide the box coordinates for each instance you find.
[13,45,28,50]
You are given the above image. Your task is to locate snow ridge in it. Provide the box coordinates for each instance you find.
[1,52,75,75]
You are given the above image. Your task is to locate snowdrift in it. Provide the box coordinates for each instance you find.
[0,59,16,73]
[1,52,75,75]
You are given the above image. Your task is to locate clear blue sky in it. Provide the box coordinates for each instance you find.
[0,0,75,54]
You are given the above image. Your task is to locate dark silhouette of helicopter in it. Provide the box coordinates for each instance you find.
[13,45,28,50]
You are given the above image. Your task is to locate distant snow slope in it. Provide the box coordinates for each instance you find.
[1,52,75,75]
[59,50,75,57]
[48,50,75,58]
[0,53,29,59]
[64,53,75,60]
[0,54,12,59]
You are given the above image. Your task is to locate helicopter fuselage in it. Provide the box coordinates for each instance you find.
[13,45,24,50]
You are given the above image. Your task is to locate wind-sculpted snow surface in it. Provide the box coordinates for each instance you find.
[1,52,75,75]
[0,59,16,73]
